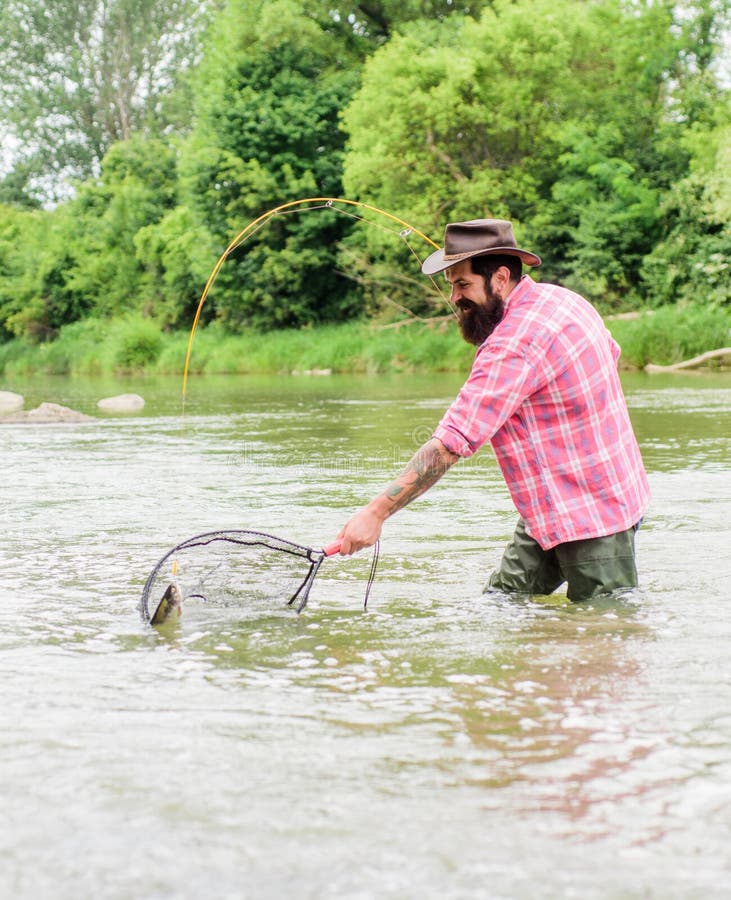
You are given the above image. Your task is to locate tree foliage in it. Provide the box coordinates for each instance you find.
[173,0,366,329]
[0,0,210,202]
[329,0,493,40]
[0,0,730,345]
[342,0,731,309]
[640,121,731,307]
[0,136,181,339]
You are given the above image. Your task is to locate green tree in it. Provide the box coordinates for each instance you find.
[0,203,92,341]
[640,120,731,307]
[343,2,626,228]
[0,136,180,340]
[341,0,731,309]
[535,0,731,308]
[177,0,365,330]
[134,205,217,328]
[63,137,181,319]
[0,0,210,203]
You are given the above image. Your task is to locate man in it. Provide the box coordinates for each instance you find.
[337,219,651,601]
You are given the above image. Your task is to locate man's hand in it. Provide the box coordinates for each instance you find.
[337,502,388,555]
[336,437,459,555]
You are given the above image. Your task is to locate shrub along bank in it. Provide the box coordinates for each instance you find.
[0,304,729,379]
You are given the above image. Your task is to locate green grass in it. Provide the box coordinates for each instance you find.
[185,321,474,375]
[606,305,731,369]
[1,304,729,377]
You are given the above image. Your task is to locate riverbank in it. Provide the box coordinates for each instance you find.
[1,303,729,378]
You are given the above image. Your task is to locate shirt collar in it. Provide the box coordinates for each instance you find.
[502,274,535,315]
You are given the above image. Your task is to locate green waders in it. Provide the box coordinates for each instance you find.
[486,518,640,602]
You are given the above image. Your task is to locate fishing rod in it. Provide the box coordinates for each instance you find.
[181,196,446,409]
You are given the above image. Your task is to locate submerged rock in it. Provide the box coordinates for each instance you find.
[0,402,95,423]
[0,391,24,414]
[97,393,145,413]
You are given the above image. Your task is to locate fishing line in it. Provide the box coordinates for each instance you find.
[284,203,456,315]
[181,196,454,409]
[400,232,455,315]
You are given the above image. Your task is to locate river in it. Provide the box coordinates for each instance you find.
[1,371,730,898]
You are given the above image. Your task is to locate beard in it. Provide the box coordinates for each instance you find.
[457,293,505,346]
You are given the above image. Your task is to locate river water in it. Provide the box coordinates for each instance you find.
[1,371,730,899]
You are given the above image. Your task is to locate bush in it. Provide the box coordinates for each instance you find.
[607,304,731,368]
[113,316,163,371]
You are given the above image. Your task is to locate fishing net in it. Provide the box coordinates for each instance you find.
[138,529,379,624]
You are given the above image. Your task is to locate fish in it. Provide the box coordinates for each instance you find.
[149,582,183,625]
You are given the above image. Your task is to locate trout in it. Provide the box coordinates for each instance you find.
[149,582,183,625]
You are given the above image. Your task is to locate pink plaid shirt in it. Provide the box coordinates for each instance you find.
[433,276,651,549]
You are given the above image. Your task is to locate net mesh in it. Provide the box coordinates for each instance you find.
[139,529,377,623]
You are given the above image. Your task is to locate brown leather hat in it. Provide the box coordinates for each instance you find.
[421,218,541,275]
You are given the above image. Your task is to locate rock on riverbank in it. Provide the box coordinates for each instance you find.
[0,391,24,413]
[1,391,146,422]
[0,401,96,423]
[97,393,145,412]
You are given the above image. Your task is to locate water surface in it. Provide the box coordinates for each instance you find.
[2,371,730,898]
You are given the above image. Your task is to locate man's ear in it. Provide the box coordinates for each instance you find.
[492,265,512,295]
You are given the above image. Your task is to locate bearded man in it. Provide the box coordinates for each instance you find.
[336,219,651,601]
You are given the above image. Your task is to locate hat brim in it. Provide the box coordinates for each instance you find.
[421,246,541,276]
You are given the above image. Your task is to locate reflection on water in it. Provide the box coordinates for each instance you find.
[1,372,730,898]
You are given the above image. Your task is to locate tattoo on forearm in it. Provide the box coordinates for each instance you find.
[383,441,456,513]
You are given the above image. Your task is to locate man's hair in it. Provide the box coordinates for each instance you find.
[470,254,522,283]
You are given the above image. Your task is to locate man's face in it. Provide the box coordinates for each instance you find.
[445,259,505,346]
